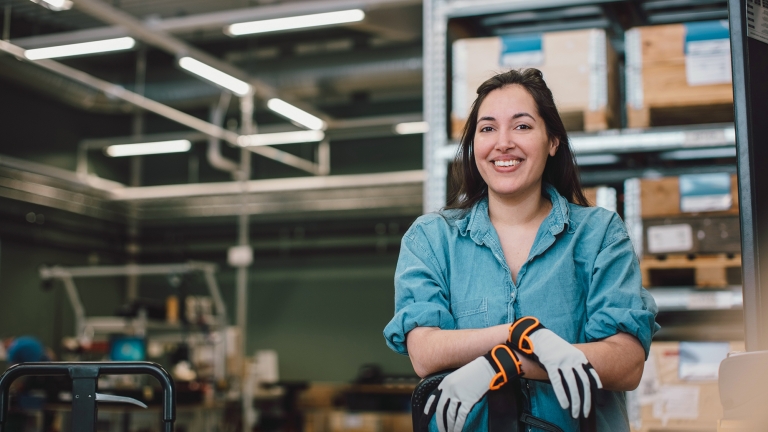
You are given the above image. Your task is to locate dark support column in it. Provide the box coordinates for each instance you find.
[729,0,768,351]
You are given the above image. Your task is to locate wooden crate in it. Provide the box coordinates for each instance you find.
[304,411,412,432]
[625,23,734,129]
[639,175,739,219]
[640,254,741,288]
[451,28,619,139]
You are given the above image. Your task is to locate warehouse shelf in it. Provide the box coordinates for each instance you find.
[650,286,743,312]
[439,123,736,160]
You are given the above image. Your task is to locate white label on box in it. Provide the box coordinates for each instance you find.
[500,51,543,68]
[344,414,364,428]
[748,0,768,45]
[680,194,733,212]
[653,385,700,425]
[647,224,694,253]
[679,341,730,381]
[685,39,733,86]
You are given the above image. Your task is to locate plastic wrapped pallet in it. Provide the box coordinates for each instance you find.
[628,341,744,432]
[625,21,734,128]
[451,28,618,139]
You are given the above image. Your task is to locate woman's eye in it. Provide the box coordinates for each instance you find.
[479,126,494,132]
[515,124,531,130]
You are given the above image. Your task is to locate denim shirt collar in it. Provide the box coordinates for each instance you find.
[457,183,571,245]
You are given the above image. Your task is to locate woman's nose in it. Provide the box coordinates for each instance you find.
[495,129,516,150]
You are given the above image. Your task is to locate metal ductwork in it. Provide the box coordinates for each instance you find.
[0,56,132,113]
[0,45,422,112]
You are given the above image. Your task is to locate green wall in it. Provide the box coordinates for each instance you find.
[0,240,415,382]
[0,240,125,352]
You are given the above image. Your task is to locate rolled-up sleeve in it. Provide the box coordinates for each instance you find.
[584,215,660,358]
[384,224,456,355]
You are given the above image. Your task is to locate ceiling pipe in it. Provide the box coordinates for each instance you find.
[68,0,330,124]
[0,39,319,175]
[207,92,240,176]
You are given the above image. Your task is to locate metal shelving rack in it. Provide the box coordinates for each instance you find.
[423,0,740,317]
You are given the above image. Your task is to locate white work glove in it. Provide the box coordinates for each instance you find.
[423,357,495,432]
[529,329,602,418]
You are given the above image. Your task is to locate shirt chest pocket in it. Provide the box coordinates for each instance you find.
[451,298,489,329]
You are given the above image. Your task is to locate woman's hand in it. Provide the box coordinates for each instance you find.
[528,328,602,418]
[424,357,496,432]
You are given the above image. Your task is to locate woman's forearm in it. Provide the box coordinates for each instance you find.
[406,325,547,379]
[406,325,506,377]
[575,332,646,391]
[407,326,645,390]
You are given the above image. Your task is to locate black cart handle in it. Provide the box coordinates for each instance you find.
[0,362,175,432]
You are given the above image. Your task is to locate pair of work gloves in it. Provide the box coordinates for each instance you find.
[424,317,603,432]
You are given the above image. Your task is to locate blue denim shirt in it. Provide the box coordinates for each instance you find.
[384,184,659,432]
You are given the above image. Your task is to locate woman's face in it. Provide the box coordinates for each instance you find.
[473,84,558,202]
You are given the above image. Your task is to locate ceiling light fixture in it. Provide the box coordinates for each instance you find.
[104,140,192,157]
[395,121,429,135]
[237,130,325,147]
[226,9,365,36]
[28,0,73,11]
[24,37,135,60]
[178,57,251,96]
[267,98,326,131]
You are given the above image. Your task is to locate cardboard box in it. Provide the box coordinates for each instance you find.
[643,216,741,256]
[625,22,734,128]
[639,175,739,219]
[304,411,412,432]
[629,341,745,432]
[452,28,618,139]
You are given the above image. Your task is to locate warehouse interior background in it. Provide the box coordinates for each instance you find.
[0,0,760,430]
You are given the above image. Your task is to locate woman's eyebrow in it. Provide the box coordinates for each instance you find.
[512,112,535,120]
[478,113,535,122]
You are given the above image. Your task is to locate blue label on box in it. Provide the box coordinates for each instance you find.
[500,34,544,67]
[684,20,730,50]
[679,173,732,212]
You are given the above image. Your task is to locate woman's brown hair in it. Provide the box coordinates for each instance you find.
[445,68,589,209]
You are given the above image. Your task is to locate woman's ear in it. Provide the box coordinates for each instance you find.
[548,137,560,157]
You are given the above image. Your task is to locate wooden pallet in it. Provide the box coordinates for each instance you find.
[641,254,742,288]
[627,102,734,129]
[451,107,613,140]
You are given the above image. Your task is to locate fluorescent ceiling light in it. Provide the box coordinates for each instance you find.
[267,98,326,131]
[395,121,429,135]
[178,57,251,96]
[226,9,365,36]
[105,140,192,157]
[29,0,73,11]
[237,130,325,147]
[24,37,135,60]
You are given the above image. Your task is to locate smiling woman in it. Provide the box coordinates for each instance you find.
[383,69,660,432]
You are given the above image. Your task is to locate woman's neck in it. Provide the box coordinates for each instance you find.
[487,184,551,228]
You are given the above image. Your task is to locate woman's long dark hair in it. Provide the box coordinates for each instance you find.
[445,68,589,209]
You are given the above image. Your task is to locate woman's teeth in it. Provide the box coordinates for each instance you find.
[494,160,521,167]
